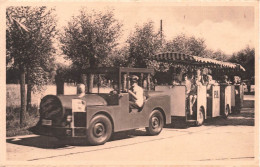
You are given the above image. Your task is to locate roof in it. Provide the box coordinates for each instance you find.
[151,52,245,71]
[85,67,154,74]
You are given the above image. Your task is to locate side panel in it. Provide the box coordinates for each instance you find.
[86,93,171,132]
[212,86,220,117]
[142,95,171,125]
[155,85,186,117]
[240,84,244,108]
[231,85,235,107]
[197,86,207,119]
[225,86,232,111]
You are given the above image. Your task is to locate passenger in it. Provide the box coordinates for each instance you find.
[221,75,232,84]
[181,73,196,115]
[194,69,203,86]
[110,81,118,94]
[205,75,218,97]
[172,77,180,86]
[181,73,191,95]
[233,76,241,85]
[206,75,218,88]
[77,84,86,98]
[128,75,144,109]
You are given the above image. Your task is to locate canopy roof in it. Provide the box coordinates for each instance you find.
[85,67,154,74]
[152,52,245,71]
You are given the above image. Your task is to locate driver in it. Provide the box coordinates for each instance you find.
[128,75,144,109]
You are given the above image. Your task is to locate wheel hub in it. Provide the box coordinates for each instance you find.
[152,117,159,129]
[93,123,105,137]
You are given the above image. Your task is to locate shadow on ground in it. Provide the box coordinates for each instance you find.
[6,129,149,149]
[204,108,254,126]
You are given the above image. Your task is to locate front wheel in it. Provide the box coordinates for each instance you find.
[195,107,205,126]
[146,110,164,136]
[87,115,112,145]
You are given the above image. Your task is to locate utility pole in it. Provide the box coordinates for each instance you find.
[160,20,163,45]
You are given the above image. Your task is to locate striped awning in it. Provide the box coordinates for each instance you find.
[152,52,245,71]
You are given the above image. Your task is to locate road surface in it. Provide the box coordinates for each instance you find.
[6,108,257,165]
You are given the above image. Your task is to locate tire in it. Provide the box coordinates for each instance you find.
[87,114,112,145]
[146,110,164,136]
[195,107,205,126]
[223,105,230,118]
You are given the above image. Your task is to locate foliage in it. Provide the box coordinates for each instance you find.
[60,8,122,69]
[203,49,228,61]
[6,6,58,92]
[164,33,206,57]
[127,21,163,68]
[106,46,130,67]
[229,46,255,80]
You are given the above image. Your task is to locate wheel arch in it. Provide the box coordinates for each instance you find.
[152,107,166,124]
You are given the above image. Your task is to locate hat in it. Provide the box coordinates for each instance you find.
[131,75,139,81]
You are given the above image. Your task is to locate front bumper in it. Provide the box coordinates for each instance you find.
[29,125,87,138]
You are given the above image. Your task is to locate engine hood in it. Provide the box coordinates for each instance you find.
[57,94,108,110]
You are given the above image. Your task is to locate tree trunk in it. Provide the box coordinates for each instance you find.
[26,74,32,111]
[80,74,87,94]
[55,74,64,95]
[20,66,26,126]
[87,74,94,93]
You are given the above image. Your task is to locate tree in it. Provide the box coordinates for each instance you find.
[60,8,122,91]
[204,49,228,61]
[6,6,57,124]
[164,34,207,57]
[105,46,130,67]
[229,46,255,80]
[126,21,163,68]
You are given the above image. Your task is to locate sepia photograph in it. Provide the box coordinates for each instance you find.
[1,0,259,166]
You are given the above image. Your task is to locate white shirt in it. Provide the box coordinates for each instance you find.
[130,83,144,107]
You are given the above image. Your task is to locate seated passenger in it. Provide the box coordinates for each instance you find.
[181,74,196,115]
[233,76,241,85]
[206,75,218,88]
[172,77,180,86]
[181,73,192,95]
[195,69,203,86]
[221,75,232,84]
[128,75,144,109]
[205,75,218,97]
[110,81,118,94]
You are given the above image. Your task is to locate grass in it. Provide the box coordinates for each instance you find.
[6,105,39,137]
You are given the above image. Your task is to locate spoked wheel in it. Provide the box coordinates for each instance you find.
[146,110,164,136]
[195,107,205,126]
[87,115,112,145]
[223,105,230,118]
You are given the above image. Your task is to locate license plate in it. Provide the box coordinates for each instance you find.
[42,119,52,126]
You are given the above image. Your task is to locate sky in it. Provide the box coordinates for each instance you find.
[55,2,256,56]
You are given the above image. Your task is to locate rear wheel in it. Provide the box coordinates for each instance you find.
[146,110,164,136]
[196,107,205,126]
[87,115,112,145]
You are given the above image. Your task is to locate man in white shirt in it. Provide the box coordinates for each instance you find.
[128,75,144,109]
